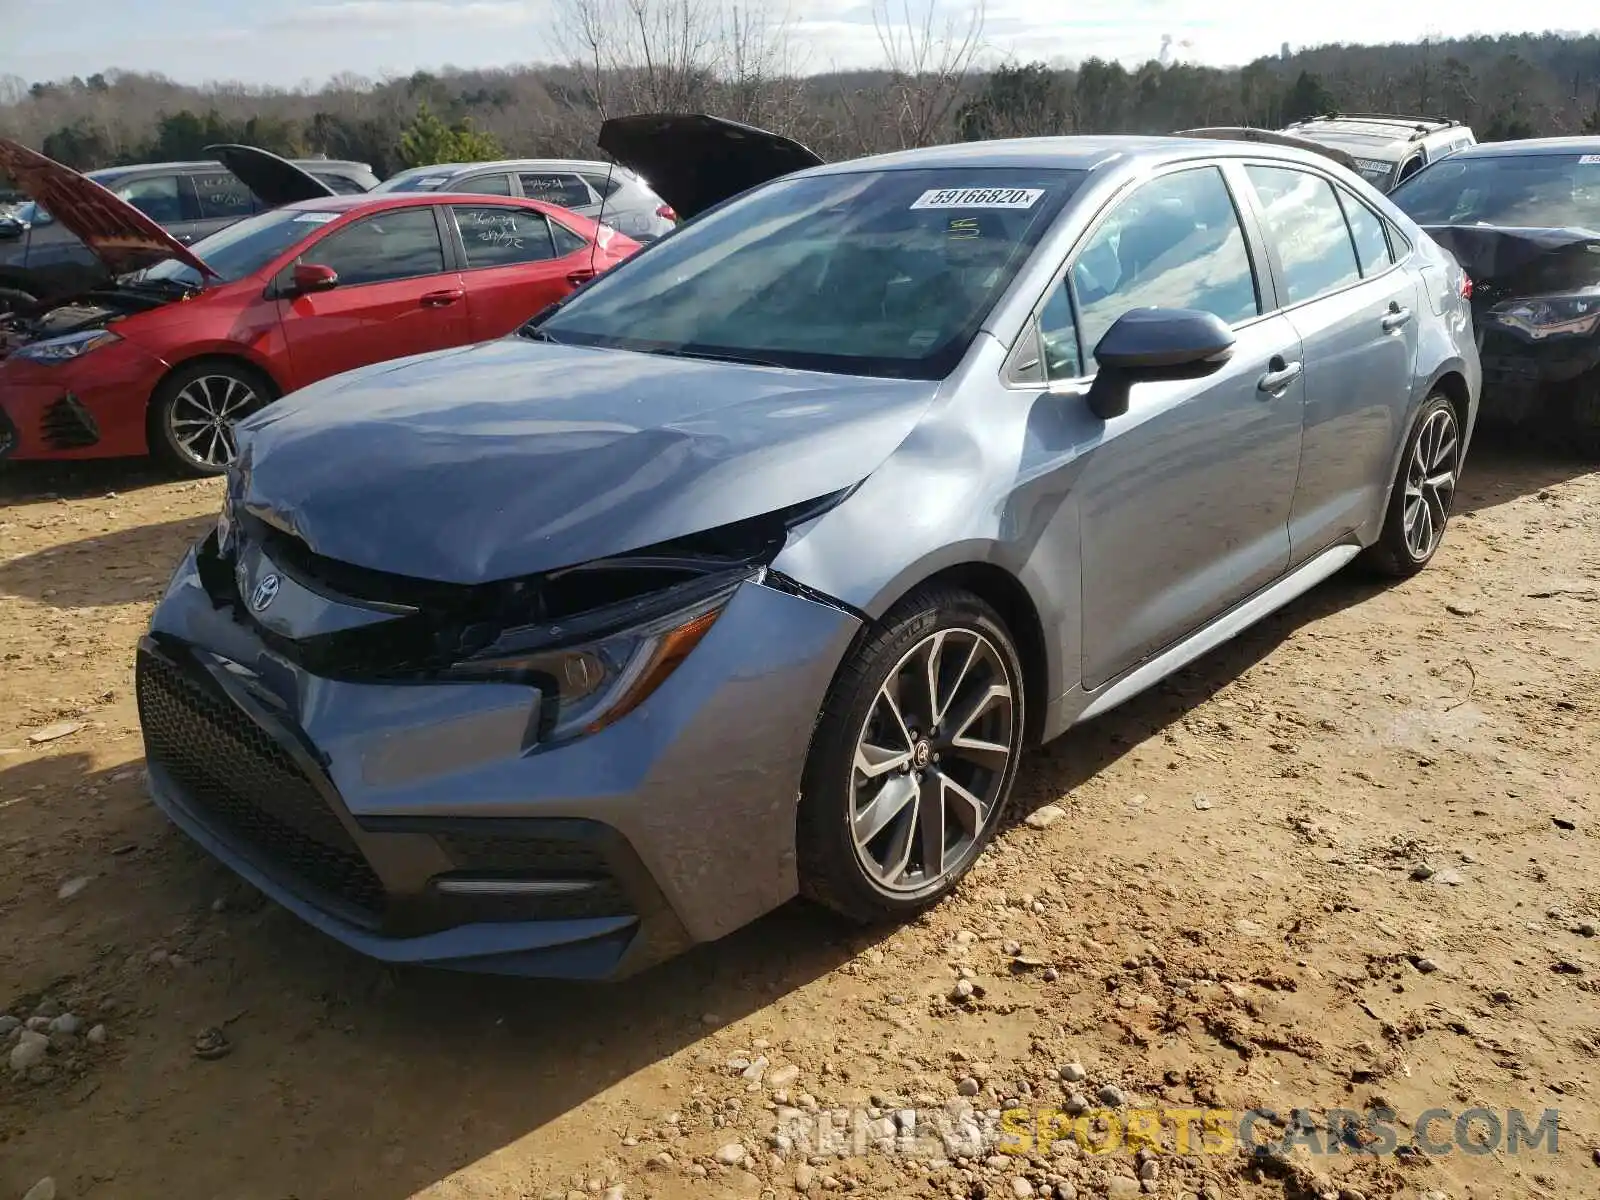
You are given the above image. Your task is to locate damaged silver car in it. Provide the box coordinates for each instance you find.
[136,117,1479,978]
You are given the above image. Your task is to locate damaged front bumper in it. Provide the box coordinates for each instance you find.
[0,330,168,460]
[137,534,861,979]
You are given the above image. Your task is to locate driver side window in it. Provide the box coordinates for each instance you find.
[1070,166,1261,357]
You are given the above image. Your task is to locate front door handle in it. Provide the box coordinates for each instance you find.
[1257,356,1303,395]
[1382,303,1413,332]
[420,288,464,307]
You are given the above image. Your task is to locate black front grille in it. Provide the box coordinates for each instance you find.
[40,392,99,449]
[135,649,386,922]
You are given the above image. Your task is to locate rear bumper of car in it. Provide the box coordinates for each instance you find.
[137,538,861,979]
[1477,325,1600,418]
[0,338,166,460]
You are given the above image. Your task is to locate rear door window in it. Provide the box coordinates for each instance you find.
[451,205,557,266]
[518,172,595,208]
[1336,189,1393,277]
[189,171,257,220]
[1243,165,1362,304]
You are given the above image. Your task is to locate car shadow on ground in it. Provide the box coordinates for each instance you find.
[0,514,211,608]
[0,457,181,505]
[1455,427,1594,515]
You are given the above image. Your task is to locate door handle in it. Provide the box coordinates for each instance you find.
[420,289,463,307]
[1257,357,1303,395]
[565,268,597,287]
[1382,303,1413,332]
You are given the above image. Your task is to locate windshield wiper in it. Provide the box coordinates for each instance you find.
[646,345,784,368]
[517,325,564,344]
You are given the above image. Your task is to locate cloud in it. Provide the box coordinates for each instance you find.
[270,0,544,32]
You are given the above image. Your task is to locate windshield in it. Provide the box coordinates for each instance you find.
[1392,153,1600,230]
[140,207,334,287]
[1350,157,1396,187]
[537,167,1084,379]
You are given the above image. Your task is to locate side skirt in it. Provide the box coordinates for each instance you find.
[1072,542,1362,726]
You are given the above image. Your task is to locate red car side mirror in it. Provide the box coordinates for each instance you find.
[290,262,339,294]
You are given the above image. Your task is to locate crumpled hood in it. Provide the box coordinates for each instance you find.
[234,338,939,584]
[1423,223,1600,311]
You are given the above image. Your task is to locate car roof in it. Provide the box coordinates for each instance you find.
[86,158,371,181]
[386,159,629,178]
[276,192,550,213]
[1448,136,1600,158]
[796,134,1344,176]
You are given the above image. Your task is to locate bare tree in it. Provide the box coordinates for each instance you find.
[869,0,986,148]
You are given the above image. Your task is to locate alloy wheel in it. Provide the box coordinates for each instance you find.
[849,627,1016,893]
[1402,405,1458,560]
[167,374,261,470]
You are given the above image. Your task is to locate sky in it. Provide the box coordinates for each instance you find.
[0,0,1593,88]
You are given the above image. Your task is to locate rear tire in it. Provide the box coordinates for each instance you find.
[796,585,1026,924]
[148,360,275,478]
[1361,392,1460,578]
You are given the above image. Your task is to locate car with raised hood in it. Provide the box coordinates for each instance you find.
[135,114,1478,979]
[1388,137,1600,451]
[373,158,678,242]
[0,139,638,473]
[0,145,378,312]
[1277,115,1476,192]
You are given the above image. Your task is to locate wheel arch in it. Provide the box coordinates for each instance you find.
[143,351,284,451]
[841,552,1056,747]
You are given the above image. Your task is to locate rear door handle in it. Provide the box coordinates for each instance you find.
[420,289,463,307]
[1257,357,1303,394]
[565,268,597,287]
[1382,305,1413,332]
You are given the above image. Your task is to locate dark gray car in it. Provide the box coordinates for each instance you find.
[0,152,377,310]
[137,124,1480,979]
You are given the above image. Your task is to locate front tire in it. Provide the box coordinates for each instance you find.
[148,360,274,477]
[797,586,1026,924]
[1361,392,1460,578]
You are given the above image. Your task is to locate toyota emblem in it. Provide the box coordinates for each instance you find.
[250,573,281,612]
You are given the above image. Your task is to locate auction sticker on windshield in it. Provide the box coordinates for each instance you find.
[1580,155,1600,165]
[293,212,339,223]
[911,187,1044,210]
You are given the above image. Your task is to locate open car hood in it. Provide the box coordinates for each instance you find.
[0,138,216,279]
[204,143,337,207]
[597,113,824,220]
[1174,127,1358,172]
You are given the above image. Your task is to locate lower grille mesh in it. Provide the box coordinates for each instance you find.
[135,649,385,921]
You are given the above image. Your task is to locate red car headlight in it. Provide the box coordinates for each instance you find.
[11,329,122,365]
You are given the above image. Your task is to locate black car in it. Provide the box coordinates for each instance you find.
[0,148,377,312]
[1390,137,1600,450]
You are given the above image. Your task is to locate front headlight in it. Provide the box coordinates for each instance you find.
[443,568,750,744]
[1488,294,1600,338]
[13,329,122,364]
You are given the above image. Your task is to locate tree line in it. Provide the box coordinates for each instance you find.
[1,2,1597,193]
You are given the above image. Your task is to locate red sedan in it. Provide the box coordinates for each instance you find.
[0,141,638,475]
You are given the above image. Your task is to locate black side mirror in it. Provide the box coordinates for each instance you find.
[1085,307,1236,421]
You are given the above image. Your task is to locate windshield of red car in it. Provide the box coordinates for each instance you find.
[535,166,1085,380]
[1392,152,1600,230]
[140,208,335,286]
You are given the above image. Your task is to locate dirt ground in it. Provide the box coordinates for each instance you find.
[1,443,1596,1200]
